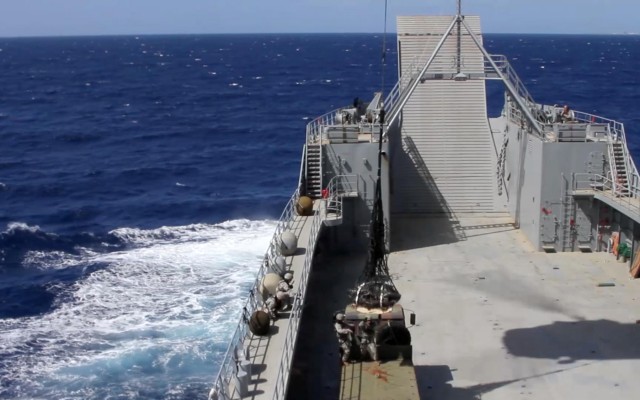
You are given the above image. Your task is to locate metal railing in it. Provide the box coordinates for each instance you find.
[326,174,359,219]
[543,108,639,190]
[490,53,639,178]
[384,55,425,115]
[488,54,547,136]
[298,144,306,193]
[305,107,342,144]
[384,40,443,123]
[271,174,360,399]
[574,173,640,213]
[211,188,300,399]
[489,55,538,110]
[307,43,433,146]
[271,199,323,399]
[305,107,387,146]
[572,110,639,188]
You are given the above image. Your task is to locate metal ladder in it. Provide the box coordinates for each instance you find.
[561,176,576,252]
[305,144,322,198]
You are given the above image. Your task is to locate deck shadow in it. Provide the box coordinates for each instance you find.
[268,325,280,335]
[390,216,466,251]
[392,135,456,215]
[414,363,585,399]
[503,319,640,362]
[250,364,267,375]
[414,365,479,400]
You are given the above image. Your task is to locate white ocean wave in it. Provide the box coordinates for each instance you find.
[5,221,43,234]
[0,219,276,398]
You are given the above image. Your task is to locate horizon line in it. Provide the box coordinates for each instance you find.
[0,31,636,40]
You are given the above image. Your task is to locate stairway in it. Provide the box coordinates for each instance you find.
[612,142,630,196]
[305,144,322,198]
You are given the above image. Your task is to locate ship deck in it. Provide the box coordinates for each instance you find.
[240,212,315,400]
[391,214,640,400]
[287,214,640,399]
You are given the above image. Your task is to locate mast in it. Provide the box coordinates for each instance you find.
[454,0,468,81]
[352,105,401,309]
[456,0,462,74]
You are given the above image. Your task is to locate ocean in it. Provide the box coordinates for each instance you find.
[0,33,639,399]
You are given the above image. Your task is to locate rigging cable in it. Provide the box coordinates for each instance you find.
[381,0,388,97]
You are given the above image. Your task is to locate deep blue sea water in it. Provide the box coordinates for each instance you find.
[0,33,639,399]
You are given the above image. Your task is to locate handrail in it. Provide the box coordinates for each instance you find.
[605,124,623,192]
[305,106,387,146]
[384,49,431,115]
[574,173,640,214]
[270,198,323,399]
[305,106,343,144]
[270,174,360,399]
[299,144,307,194]
[211,188,300,399]
[326,174,359,219]
[488,55,539,114]
[384,17,459,133]
[306,39,438,144]
[571,110,639,187]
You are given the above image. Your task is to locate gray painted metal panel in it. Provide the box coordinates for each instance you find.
[575,199,594,248]
[540,142,609,251]
[519,136,544,250]
[540,202,560,247]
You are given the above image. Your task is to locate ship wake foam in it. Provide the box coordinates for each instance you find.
[0,219,275,399]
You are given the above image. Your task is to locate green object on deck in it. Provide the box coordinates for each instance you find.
[618,243,632,259]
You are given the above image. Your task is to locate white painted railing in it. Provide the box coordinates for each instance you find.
[211,188,300,399]
[271,199,323,399]
[574,173,640,213]
[270,174,360,399]
[489,55,538,110]
[326,174,359,219]
[305,107,342,144]
[573,110,639,188]
[384,44,436,121]
[305,107,386,145]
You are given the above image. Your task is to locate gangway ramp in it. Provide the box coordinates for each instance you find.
[393,16,501,214]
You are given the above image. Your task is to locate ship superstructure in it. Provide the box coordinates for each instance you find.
[210,4,640,400]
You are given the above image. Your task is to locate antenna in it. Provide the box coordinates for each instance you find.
[381,0,388,96]
[454,0,468,81]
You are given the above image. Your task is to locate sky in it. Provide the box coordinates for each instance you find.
[0,0,638,37]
